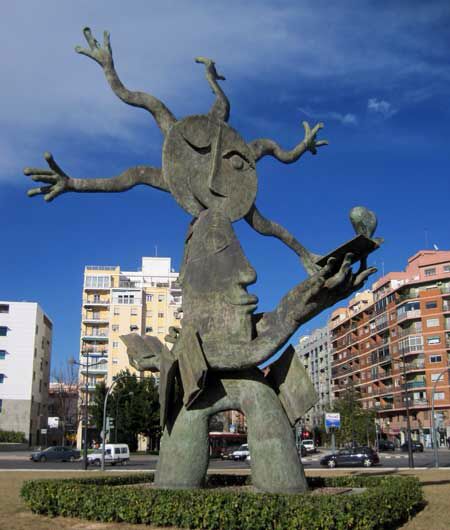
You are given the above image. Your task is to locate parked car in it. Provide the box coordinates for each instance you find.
[400,441,424,453]
[320,446,380,468]
[231,444,250,461]
[30,446,80,463]
[301,439,316,454]
[378,439,396,452]
[87,443,130,466]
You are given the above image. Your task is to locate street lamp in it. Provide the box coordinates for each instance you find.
[431,367,449,468]
[101,373,148,471]
[400,349,414,468]
[69,355,107,470]
[115,391,134,443]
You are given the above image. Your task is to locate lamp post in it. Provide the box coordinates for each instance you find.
[101,373,147,471]
[69,355,107,470]
[400,349,414,468]
[114,391,134,443]
[431,368,449,468]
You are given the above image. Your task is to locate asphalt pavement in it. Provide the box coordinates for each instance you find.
[1,448,450,471]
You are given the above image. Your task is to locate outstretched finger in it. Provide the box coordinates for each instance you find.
[31,175,57,184]
[315,140,328,147]
[28,185,51,198]
[311,122,324,136]
[103,30,112,55]
[302,121,311,136]
[44,152,66,176]
[83,27,97,50]
[24,167,54,176]
[354,267,377,289]
[44,187,61,202]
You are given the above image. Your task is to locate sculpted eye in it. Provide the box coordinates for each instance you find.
[182,135,211,155]
[223,150,249,171]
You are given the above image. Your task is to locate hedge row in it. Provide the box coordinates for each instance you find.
[21,473,424,530]
[0,429,27,443]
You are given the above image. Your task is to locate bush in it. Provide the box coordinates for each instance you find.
[0,429,27,443]
[21,473,424,529]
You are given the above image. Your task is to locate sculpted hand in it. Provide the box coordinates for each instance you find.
[75,27,113,68]
[25,152,71,202]
[301,121,328,155]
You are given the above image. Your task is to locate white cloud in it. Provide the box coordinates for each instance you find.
[367,98,397,119]
[299,107,358,126]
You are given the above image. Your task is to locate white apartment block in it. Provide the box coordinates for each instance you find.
[296,326,332,429]
[0,301,52,445]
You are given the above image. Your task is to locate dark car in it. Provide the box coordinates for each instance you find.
[400,441,424,453]
[30,446,81,462]
[378,439,396,452]
[320,446,380,468]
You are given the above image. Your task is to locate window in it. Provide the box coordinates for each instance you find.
[131,308,138,316]
[430,355,442,363]
[427,336,440,345]
[112,325,119,332]
[158,312,164,318]
[444,264,450,273]
[146,294,153,302]
[145,326,153,333]
[426,318,439,328]
[434,392,445,400]
[112,341,119,349]
[0,304,9,313]
[114,307,120,315]
[0,351,5,360]
[425,301,437,309]
[424,268,436,277]
[431,373,444,382]
[130,325,138,331]
[0,327,7,337]
[0,374,4,384]
[158,295,164,302]
[112,358,119,365]
[85,275,111,288]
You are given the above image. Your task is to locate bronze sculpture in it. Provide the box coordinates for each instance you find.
[26,28,381,493]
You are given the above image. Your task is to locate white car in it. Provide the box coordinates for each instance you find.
[87,443,130,466]
[301,439,316,453]
[231,443,250,461]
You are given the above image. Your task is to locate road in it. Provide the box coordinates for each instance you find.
[1,448,450,471]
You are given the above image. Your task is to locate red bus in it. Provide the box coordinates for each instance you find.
[209,431,247,458]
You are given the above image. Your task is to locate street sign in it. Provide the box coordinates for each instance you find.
[325,412,340,429]
[40,428,48,434]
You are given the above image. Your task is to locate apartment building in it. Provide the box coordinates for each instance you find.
[0,301,52,445]
[330,251,450,446]
[79,257,182,390]
[296,326,332,430]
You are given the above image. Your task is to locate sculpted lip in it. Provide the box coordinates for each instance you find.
[227,289,259,307]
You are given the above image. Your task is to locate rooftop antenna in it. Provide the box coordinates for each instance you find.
[381,261,385,276]
[155,245,158,257]
[433,244,439,251]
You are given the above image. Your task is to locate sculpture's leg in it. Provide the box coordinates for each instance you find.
[230,377,307,493]
[155,407,209,489]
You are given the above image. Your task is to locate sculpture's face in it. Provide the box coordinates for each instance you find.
[180,210,258,344]
[162,115,257,222]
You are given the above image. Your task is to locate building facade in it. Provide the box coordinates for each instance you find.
[296,326,332,431]
[78,257,182,445]
[0,301,52,445]
[330,251,450,447]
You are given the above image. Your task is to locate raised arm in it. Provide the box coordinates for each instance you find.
[249,121,328,163]
[25,152,167,202]
[75,28,177,136]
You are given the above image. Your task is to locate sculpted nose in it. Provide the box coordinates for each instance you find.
[239,262,257,286]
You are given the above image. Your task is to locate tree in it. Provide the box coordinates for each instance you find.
[49,361,82,446]
[331,387,376,447]
[89,370,160,451]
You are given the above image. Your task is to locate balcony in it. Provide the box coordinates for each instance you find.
[397,327,422,339]
[82,332,109,341]
[379,369,393,380]
[404,360,425,371]
[397,309,421,323]
[406,380,426,389]
[80,364,108,375]
[81,348,108,356]
[83,298,110,307]
[82,315,109,324]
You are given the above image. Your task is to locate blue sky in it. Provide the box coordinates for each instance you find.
[1,0,450,372]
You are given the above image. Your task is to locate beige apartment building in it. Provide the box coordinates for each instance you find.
[77,257,181,446]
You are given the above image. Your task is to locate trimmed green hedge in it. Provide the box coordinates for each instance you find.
[0,429,27,443]
[21,473,424,529]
